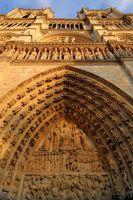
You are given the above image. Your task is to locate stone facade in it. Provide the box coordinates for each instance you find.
[0,7,133,200]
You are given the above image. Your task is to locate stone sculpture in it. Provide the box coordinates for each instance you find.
[52,48,59,60]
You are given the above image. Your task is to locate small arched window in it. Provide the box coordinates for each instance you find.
[71,24,74,30]
[49,24,52,29]
[53,24,56,29]
[66,24,69,30]
[80,23,83,30]
[7,24,13,27]
[75,24,79,30]
[62,24,65,29]
[57,24,61,29]
[22,14,30,18]
[26,23,31,27]
[101,15,106,18]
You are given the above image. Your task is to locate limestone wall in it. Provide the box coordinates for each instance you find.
[0,62,133,98]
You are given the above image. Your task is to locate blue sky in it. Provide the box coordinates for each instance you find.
[0,0,133,18]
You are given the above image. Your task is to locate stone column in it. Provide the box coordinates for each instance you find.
[90,48,96,59]
[101,48,108,60]
[69,48,73,59]
[48,48,52,60]
[25,50,30,59]
[36,49,41,60]
[59,47,63,59]
[12,49,19,60]
[80,48,84,59]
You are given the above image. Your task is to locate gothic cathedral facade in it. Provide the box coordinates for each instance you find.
[0,7,133,200]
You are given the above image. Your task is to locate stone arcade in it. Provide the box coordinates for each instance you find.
[0,7,133,200]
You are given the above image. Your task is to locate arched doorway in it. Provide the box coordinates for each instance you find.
[0,66,133,199]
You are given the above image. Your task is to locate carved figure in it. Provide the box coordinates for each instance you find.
[57,37,62,42]
[53,130,59,150]
[73,125,81,149]
[116,45,129,56]
[84,48,93,59]
[43,131,53,150]
[41,48,48,59]
[95,48,104,60]
[52,48,59,60]
[5,45,16,57]
[64,37,69,42]
[80,130,89,150]
[74,48,82,59]
[28,48,37,59]
[17,48,26,60]
[105,48,115,59]
[71,37,75,42]
[63,48,71,60]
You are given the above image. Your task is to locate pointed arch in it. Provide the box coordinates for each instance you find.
[0,66,133,199]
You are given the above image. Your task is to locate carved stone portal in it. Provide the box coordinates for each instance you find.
[21,119,113,200]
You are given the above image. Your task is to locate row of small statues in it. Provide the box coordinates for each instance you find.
[26,150,104,173]
[1,45,132,60]
[22,174,111,200]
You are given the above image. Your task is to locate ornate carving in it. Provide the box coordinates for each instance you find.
[22,174,112,200]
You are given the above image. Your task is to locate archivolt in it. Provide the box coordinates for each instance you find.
[0,66,133,199]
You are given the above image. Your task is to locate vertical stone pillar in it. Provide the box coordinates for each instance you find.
[59,47,63,59]
[80,48,85,59]
[101,48,108,60]
[90,48,96,59]
[48,48,52,60]
[69,48,73,59]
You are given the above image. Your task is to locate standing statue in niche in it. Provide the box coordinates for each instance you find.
[5,45,16,57]
[53,130,60,150]
[73,125,82,149]
[17,48,26,60]
[28,48,37,59]
[84,48,93,59]
[74,48,82,59]
[63,48,71,60]
[95,48,104,60]
[105,48,115,59]
[52,48,59,60]
[41,48,48,60]
[42,131,53,150]
[81,130,89,150]
[116,45,129,57]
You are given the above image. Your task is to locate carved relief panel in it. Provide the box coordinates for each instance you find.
[20,120,113,200]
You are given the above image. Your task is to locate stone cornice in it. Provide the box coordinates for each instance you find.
[1,41,107,47]
[9,59,118,66]
[47,18,86,22]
